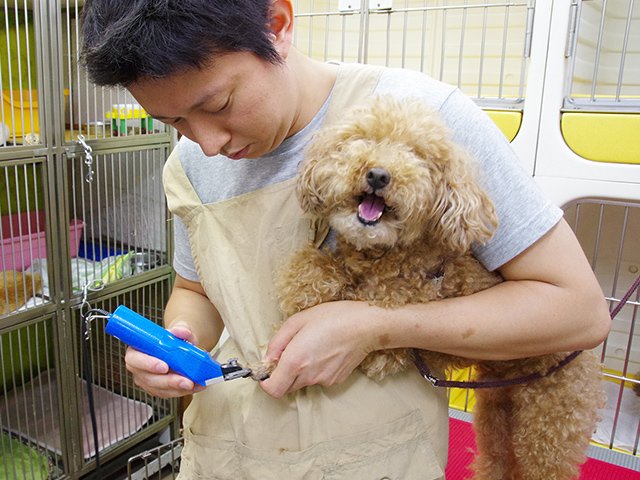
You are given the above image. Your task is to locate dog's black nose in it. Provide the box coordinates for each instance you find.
[366,168,391,191]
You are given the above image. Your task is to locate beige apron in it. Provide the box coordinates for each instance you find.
[163,63,449,480]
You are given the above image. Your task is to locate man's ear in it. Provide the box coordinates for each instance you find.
[270,0,294,59]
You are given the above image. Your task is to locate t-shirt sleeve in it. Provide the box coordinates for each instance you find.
[437,90,563,271]
[172,214,200,281]
[376,68,562,271]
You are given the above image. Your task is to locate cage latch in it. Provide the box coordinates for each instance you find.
[76,134,95,183]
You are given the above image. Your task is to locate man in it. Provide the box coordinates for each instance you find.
[81,1,610,478]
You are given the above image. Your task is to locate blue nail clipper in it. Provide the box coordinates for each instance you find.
[101,305,252,386]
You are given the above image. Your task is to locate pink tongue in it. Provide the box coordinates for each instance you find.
[359,194,385,220]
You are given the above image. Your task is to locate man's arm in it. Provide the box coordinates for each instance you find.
[260,219,611,397]
[125,274,225,398]
[163,274,225,351]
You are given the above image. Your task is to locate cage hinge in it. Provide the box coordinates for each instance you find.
[338,0,360,12]
[369,0,392,11]
[565,0,580,58]
[523,2,535,58]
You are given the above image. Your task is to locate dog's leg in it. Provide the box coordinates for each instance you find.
[251,245,352,380]
[509,353,605,480]
[470,387,516,480]
[275,244,351,317]
[508,377,576,480]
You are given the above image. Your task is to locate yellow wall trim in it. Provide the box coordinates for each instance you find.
[561,113,640,164]
[485,110,522,142]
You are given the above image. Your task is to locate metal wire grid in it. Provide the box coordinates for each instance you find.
[0,1,40,147]
[59,0,168,143]
[0,159,48,316]
[75,281,175,473]
[564,199,640,457]
[127,437,183,480]
[293,0,533,107]
[1,0,168,148]
[67,146,170,295]
[0,279,173,480]
[0,146,170,317]
[565,0,640,111]
[0,315,59,479]
[1,2,177,477]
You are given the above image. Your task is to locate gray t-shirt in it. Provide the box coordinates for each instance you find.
[172,65,562,281]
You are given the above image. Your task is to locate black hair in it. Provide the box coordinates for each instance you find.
[79,0,283,87]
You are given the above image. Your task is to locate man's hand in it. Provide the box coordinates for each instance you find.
[259,301,379,398]
[125,322,206,398]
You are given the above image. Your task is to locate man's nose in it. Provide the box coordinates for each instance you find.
[187,118,231,157]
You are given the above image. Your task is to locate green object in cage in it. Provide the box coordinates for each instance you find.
[0,9,38,91]
[102,251,134,283]
[0,162,45,217]
[0,433,50,479]
[0,321,53,393]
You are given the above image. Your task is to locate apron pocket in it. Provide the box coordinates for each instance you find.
[180,428,324,480]
[179,410,444,480]
[319,409,444,480]
[320,433,442,480]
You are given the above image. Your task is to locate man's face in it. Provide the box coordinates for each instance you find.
[128,52,301,160]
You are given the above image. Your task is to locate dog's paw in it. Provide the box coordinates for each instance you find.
[249,361,277,381]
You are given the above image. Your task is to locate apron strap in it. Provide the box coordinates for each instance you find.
[323,62,385,127]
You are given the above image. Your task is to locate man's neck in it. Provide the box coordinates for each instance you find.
[286,49,339,137]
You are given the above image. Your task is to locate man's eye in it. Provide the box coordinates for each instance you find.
[217,98,230,112]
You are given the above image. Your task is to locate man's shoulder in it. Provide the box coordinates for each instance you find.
[374,66,457,107]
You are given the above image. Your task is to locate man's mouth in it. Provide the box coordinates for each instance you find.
[227,146,249,160]
[357,193,386,226]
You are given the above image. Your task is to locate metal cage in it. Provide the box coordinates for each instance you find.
[2,0,639,478]
[127,437,183,480]
[1,1,177,478]
[565,200,640,460]
[565,0,640,112]
[293,0,533,108]
[1,279,175,479]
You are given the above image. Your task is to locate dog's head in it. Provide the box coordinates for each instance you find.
[297,95,498,253]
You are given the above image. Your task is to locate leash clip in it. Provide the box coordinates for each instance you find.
[425,374,440,387]
[81,280,107,340]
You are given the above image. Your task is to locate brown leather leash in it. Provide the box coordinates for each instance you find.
[414,274,640,389]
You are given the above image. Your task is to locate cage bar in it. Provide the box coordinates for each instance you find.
[74,281,174,469]
[0,316,63,479]
[565,0,640,111]
[564,199,640,457]
[66,146,169,295]
[294,0,531,106]
[127,437,184,480]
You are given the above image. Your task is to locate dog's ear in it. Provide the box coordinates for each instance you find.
[296,156,326,216]
[430,146,498,253]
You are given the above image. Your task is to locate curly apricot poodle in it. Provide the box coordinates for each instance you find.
[254,95,605,480]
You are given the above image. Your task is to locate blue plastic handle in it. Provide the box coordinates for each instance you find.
[105,305,224,386]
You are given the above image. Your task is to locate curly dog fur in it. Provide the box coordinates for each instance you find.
[255,95,605,480]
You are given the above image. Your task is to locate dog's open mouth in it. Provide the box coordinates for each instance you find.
[357,193,386,226]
